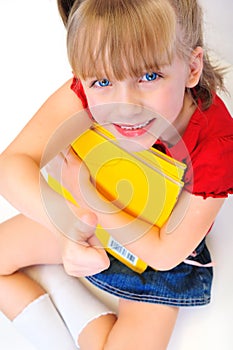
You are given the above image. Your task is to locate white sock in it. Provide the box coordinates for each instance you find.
[24,265,117,346]
[50,276,116,345]
[13,293,78,350]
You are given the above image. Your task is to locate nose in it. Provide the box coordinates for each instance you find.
[113,83,140,105]
[111,84,144,121]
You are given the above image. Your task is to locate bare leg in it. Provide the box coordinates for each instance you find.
[0,214,62,318]
[78,298,178,350]
[0,272,46,320]
[0,214,62,273]
[104,299,178,350]
[78,314,117,349]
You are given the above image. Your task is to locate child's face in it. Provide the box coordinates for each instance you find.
[81,55,193,149]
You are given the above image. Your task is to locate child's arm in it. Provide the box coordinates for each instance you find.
[55,147,225,271]
[128,191,225,270]
[0,79,77,225]
[0,79,109,275]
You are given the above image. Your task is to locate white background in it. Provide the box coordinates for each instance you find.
[0,1,233,349]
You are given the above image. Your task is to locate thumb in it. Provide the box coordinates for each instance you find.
[74,207,98,234]
[55,201,99,243]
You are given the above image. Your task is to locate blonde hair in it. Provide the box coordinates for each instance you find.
[60,0,226,110]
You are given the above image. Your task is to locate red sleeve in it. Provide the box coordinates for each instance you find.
[70,77,88,108]
[184,136,233,198]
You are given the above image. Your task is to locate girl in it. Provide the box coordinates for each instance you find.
[0,0,233,349]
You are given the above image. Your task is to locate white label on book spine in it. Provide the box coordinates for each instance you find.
[108,237,138,266]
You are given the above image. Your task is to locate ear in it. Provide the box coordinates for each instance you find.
[186,46,204,88]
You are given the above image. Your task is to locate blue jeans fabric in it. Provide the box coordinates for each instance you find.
[86,239,213,307]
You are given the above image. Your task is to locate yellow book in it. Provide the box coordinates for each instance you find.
[48,125,186,273]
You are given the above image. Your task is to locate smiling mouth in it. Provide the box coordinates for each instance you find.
[113,119,154,130]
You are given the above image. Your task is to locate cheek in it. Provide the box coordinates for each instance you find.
[82,91,106,123]
[81,83,101,108]
[152,85,185,123]
[85,99,116,126]
[84,93,96,107]
[84,88,116,124]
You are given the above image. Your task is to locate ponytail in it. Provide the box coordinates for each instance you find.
[57,0,77,26]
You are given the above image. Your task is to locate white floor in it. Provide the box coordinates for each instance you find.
[1,1,233,349]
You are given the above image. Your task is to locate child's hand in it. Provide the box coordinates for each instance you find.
[60,233,110,277]
[58,206,110,277]
[45,146,84,196]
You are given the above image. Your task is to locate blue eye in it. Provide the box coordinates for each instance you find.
[142,72,159,82]
[95,79,110,87]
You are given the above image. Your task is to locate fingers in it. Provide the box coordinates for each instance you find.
[57,206,110,277]
[45,146,74,178]
[64,146,80,163]
[45,152,66,182]
[72,207,98,234]
[61,235,110,277]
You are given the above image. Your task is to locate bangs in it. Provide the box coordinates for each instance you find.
[67,0,177,80]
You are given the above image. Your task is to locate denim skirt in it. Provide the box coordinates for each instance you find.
[86,239,213,307]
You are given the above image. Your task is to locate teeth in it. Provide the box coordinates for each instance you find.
[119,120,151,130]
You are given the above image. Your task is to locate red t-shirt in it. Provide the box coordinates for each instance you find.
[71,77,233,199]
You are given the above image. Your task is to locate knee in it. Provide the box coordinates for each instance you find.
[0,246,23,275]
[0,259,19,276]
[78,313,117,350]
